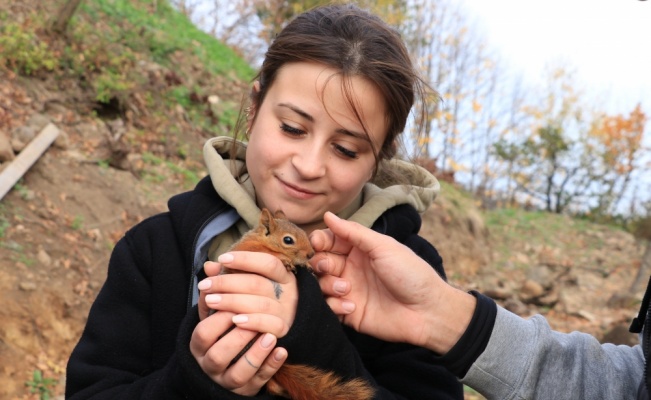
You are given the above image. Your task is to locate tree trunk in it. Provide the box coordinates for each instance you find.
[51,0,84,35]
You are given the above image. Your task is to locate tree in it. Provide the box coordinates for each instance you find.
[51,0,84,36]
[588,104,647,216]
[493,66,601,213]
[401,0,525,209]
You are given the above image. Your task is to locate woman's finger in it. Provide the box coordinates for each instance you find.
[190,311,236,358]
[217,252,291,283]
[205,293,281,316]
[202,326,260,376]
[200,271,280,297]
[219,334,286,396]
[256,347,288,382]
[230,313,289,337]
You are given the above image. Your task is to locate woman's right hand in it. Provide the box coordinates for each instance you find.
[190,308,287,395]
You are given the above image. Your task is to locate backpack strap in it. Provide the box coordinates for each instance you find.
[630,275,651,333]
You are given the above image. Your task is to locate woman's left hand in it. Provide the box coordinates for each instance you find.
[198,252,299,338]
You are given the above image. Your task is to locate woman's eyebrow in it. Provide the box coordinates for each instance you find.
[278,102,369,142]
[278,102,314,122]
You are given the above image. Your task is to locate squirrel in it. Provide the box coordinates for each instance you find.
[222,208,375,400]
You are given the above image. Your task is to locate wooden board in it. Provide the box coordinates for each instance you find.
[0,123,60,201]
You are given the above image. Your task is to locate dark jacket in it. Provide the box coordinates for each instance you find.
[66,177,463,399]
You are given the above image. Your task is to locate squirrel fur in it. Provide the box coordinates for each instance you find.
[224,208,375,400]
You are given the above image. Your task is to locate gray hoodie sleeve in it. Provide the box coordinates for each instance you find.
[461,306,645,399]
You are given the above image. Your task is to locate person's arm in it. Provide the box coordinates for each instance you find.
[311,212,646,399]
[66,219,202,398]
[462,306,644,399]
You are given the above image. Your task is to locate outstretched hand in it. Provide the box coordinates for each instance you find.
[310,212,475,353]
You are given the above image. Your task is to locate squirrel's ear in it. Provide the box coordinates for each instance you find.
[274,209,286,220]
[260,208,273,235]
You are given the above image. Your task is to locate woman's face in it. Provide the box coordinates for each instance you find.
[246,62,388,232]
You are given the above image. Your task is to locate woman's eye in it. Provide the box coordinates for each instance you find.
[280,123,305,136]
[334,144,358,159]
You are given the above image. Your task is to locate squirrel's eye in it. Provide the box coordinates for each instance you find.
[283,236,295,245]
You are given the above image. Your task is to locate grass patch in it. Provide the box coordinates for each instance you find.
[82,0,253,80]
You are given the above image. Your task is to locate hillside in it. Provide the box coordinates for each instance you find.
[0,1,647,399]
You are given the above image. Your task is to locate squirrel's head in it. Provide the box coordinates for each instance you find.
[260,208,315,267]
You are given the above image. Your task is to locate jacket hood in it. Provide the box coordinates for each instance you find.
[202,136,440,229]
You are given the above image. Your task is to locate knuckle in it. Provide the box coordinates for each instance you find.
[229,371,249,387]
[192,324,212,344]
[257,297,273,313]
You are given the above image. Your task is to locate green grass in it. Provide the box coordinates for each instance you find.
[83,0,254,81]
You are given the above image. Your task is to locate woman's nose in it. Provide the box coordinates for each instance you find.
[291,145,327,179]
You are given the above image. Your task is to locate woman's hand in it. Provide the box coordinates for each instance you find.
[310,212,476,353]
[190,309,288,395]
[191,252,299,394]
[199,252,299,334]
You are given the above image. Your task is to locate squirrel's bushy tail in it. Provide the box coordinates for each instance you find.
[267,363,375,400]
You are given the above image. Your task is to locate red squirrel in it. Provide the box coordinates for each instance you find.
[223,208,375,400]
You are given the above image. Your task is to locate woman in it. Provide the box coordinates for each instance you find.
[66,4,462,399]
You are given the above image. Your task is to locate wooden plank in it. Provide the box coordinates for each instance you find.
[0,123,60,201]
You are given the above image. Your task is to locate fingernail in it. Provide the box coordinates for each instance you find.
[205,294,222,304]
[341,300,356,313]
[197,279,211,291]
[333,280,348,294]
[261,333,275,349]
[232,314,248,324]
[217,253,234,263]
[316,260,327,273]
[273,348,287,361]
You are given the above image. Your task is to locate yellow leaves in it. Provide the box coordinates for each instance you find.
[588,104,647,173]
[448,159,467,172]
[590,105,646,152]
[471,100,482,113]
[417,136,432,146]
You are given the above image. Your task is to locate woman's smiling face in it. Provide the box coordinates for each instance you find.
[245,62,388,232]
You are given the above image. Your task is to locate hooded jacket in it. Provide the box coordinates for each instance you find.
[65,137,463,399]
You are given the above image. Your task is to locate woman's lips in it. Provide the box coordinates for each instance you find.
[278,178,319,200]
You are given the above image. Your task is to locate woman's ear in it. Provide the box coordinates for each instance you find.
[246,81,261,133]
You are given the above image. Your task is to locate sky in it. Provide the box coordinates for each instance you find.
[460,0,651,117]
[459,0,651,209]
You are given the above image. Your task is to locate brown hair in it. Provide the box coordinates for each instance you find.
[236,3,433,174]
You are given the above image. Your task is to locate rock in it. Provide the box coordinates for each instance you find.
[37,249,52,266]
[601,324,639,346]
[26,113,51,132]
[53,129,70,149]
[483,287,511,300]
[11,125,37,146]
[0,132,14,162]
[519,279,545,300]
[19,282,38,291]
